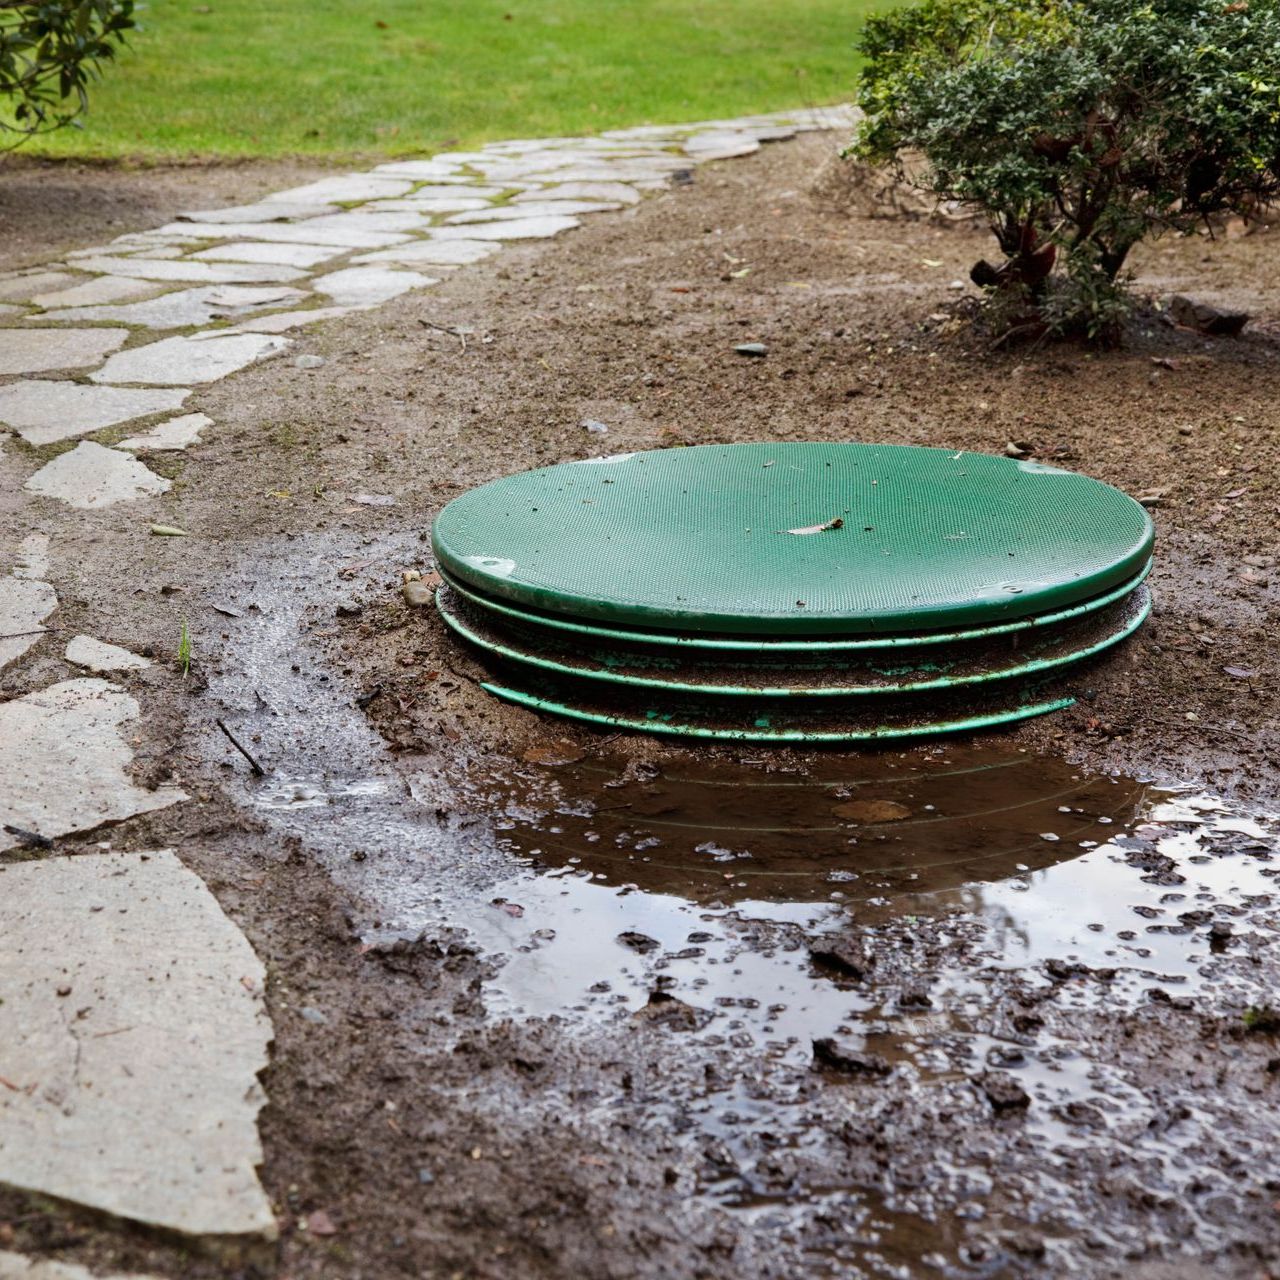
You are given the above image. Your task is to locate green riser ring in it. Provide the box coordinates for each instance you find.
[438,559,1152,654]
[478,682,1077,743]
[437,584,1152,699]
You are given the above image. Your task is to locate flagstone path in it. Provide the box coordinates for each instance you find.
[0,106,854,1270]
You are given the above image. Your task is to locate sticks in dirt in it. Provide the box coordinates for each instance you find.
[216,718,268,776]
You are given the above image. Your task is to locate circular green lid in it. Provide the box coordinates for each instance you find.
[432,444,1154,636]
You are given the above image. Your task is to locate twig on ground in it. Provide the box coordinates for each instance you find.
[216,718,267,776]
[418,318,469,352]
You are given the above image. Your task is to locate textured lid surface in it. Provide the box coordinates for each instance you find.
[432,444,1154,635]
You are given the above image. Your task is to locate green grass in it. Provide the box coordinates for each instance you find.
[177,618,192,676]
[24,0,877,161]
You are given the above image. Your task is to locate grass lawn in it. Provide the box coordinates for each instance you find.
[24,0,880,161]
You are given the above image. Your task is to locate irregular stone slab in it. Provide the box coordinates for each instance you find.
[514,181,641,205]
[204,284,303,307]
[371,159,469,178]
[156,220,411,250]
[0,579,57,671]
[398,183,506,199]
[177,200,337,223]
[0,680,186,846]
[222,305,359,334]
[0,382,190,446]
[30,277,164,309]
[602,124,690,140]
[191,241,344,268]
[116,412,212,452]
[64,635,151,672]
[504,163,684,184]
[484,136,652,155]
[480,155,687,181]
[429,215,580,241]
[25,442,170,509]
[264,174,413,203]
[0,1252,163,1280]
[40,285,308,330]
[0,329,127,376]
[352,238,500,268]
[367,196,493,215]
[789,104,859,130]
[123,245,187,260]
[72,256,307,285]
[312,267,436,307]
[0,273,79,304]
[13,533,51,581]
[0,848,273,1238]
[444,199,619,224]
[62,243,175,262]
[91,333,290,385]
[469,150,663,180]
[683,130,761,160]
[745,124,798,142]
[308,209,433,233]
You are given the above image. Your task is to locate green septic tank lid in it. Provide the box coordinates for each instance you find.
[432,444,1154,637]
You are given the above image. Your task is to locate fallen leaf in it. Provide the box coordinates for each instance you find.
[149,524,188,537]
[779,517,844,536]
[921,258,943,267]
[1223,665,1259,678]
[349,492,396,506]
[1136,489,1168,507]
[833,799,912,824]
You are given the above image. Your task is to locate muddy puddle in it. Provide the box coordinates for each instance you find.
[200,535,1280,1275]
[204,535,1277,1054]
[457,751,1276,1045]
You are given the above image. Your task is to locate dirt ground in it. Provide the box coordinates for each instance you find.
[2,134,1279,1279]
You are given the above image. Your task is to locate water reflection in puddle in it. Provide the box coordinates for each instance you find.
[456,748,1276,1062]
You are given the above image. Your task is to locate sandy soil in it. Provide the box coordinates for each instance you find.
[1,135,1278,1280]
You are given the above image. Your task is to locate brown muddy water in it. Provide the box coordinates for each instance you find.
[204,535,1280,1277]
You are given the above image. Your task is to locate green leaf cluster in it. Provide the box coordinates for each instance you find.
[852,0,1280,336]
[0,1,135,149]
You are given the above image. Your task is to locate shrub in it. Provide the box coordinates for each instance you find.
[851,0,1280,343]
[0,1,135,150]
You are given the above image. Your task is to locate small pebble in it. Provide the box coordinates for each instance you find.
[403,580,434,608]
[294,354,326,370]
[583,418,609,434]
[734,342,768,357]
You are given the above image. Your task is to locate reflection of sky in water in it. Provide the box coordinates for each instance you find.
[466,751,1277,1057]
